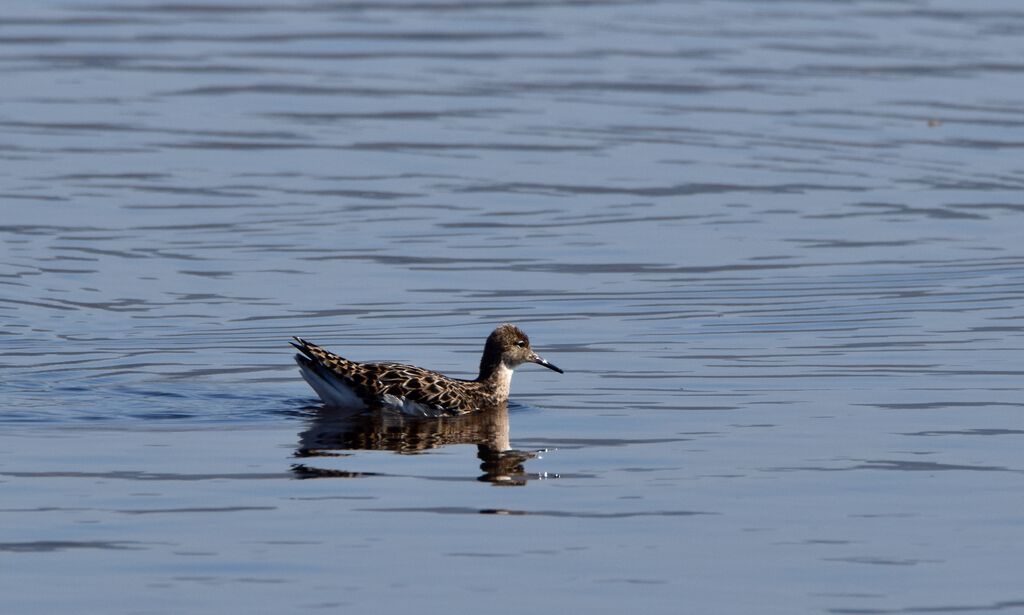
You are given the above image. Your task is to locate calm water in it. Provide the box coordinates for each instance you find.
[3,0,1024,612]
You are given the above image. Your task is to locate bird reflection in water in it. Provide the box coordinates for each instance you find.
[291,403,539,485]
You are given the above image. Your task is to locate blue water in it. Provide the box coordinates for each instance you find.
[3,1,1024,613]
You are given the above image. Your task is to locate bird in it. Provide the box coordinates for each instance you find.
[291,323,563,416]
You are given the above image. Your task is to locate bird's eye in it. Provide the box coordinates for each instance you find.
[515,340,526,348]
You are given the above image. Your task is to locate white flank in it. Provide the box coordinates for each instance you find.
[380,394,449,418]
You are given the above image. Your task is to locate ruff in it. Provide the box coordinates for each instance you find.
[292,323,563,416]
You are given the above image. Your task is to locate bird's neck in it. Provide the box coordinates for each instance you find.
[478,362,515,402]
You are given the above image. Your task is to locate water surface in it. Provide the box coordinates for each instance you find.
[3,1,1024,613]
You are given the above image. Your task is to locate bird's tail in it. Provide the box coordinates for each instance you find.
[291,337,364,408]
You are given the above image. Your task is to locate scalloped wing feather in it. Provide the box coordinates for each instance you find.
[367,363,481,415]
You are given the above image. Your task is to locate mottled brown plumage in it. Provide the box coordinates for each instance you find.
[292,324,563,416]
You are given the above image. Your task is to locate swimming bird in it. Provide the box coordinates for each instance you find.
[292,323,563,416]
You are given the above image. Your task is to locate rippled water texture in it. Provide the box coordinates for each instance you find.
[3,1,1024,613]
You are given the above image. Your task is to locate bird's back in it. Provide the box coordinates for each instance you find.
[292,337,486,415]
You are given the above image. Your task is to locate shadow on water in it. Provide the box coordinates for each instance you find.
[291,402,539,485]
